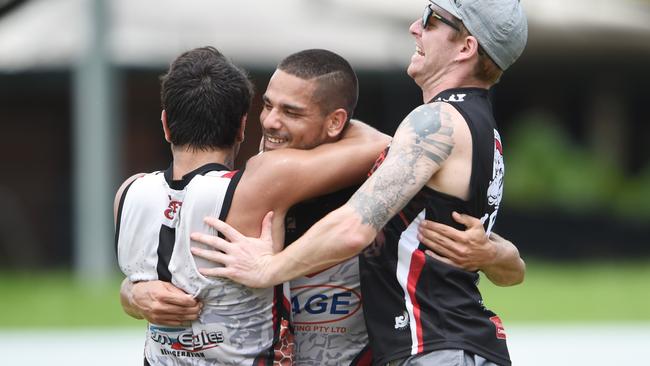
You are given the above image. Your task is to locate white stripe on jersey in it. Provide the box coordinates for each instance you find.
[395,209,426,355]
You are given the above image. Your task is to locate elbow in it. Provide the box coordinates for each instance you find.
[493,258,526,287]
[345,231,373,255]
[514,258,526,285]
[327,206,378,258]
[505,272,525,287]
[340,222,376,257]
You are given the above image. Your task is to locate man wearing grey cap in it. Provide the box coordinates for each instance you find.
[191,0,528,365]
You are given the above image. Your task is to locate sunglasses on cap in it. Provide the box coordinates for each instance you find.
[422,3,461,32]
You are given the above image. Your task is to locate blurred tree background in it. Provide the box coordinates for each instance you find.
[0,0,648,327]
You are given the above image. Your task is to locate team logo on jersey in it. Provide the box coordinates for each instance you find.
[290,285,362,326]
[394,310,409,330]
[489,316,507,340]
[164,195,183,220]
[480,130,505,235]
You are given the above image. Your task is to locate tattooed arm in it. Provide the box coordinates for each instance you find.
[192,102,461,287]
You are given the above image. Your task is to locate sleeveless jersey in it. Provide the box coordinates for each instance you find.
[284,186,372,366]
[360,88,510,365]
[116,163,282,366]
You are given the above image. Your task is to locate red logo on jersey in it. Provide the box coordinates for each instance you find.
[164,195,182,219]
[221,170,239,179]
[495,137,503,155]
[489,316,507,339]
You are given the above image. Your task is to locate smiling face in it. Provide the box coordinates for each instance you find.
[407,3,460,89]
[260,70,332,151]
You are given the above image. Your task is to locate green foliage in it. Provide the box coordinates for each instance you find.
[504,114,650,218]
[612,165,650,220]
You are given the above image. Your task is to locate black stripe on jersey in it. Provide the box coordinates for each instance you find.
[218,169,244,222]
[114,178,139,258]
[216,169,245,242]
[157,224,175,282]
[164,162,232,190]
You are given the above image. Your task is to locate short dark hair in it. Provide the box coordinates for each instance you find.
[160,46,254,150]
[278,49,358,122]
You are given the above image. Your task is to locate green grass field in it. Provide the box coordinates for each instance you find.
[480,260,650,323]
[1,260,649,328]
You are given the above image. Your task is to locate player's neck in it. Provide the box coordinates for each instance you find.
[420,70,490,103]
[170,145,236,180]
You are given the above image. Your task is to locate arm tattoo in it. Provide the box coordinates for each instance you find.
[410,103,454,164]
[349,103,455,230]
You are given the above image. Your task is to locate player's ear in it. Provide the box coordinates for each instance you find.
[326,108,348,138]
[456,35,479,63]
[161,110,172,143]
[237,114,247,143]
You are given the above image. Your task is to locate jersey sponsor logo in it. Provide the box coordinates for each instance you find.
[489,315,507,340]
[394,310,409,330]
[435,93,466,103]
[160,349,206,358]
[164,195,183,220]
[150,328,224,353]
[290,284,362,325]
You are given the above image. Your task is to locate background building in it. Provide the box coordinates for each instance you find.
[0,0,648,273]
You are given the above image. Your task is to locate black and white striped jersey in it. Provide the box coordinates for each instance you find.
[116,163,282,365]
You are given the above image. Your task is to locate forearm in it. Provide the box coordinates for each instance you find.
[120,278,144,319]
[480,233,525,286]
[266,205,376,285]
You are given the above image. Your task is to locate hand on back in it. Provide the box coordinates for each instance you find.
[130,280,202,326]
[418,211,495,271]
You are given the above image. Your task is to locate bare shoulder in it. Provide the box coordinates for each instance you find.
[406,102,464,133]
[434,101,471,141]
[236,152,297,204]
[404,102,471,151]
[227,156,292,237]
[244,150,300,182]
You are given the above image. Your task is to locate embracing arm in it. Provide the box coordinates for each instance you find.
[248,119,391,205]
[482,232,525,286]
[274,104,457,278]
[114,174,201,324]
[119,278,201,325]
[192,103,457,287]
[418,212,525,286]
[120,278,144,319]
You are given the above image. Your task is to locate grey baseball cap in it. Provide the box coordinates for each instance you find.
[430,0,528,70]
